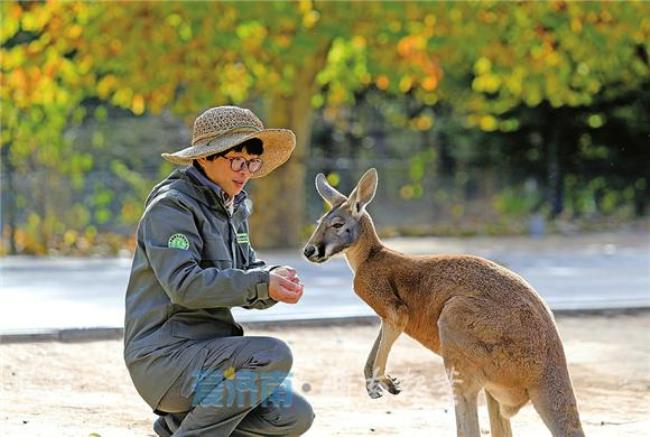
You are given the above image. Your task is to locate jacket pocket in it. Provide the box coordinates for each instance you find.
[202,238,233,270]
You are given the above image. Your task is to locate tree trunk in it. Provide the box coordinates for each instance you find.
[1,142,17,254]
[547,138,564,218]
[544,106,564,219]
[248,43,331,249]
[248,95,312,248]
[633,183,647,217]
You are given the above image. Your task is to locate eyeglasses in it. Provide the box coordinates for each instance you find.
[220,156,263,174]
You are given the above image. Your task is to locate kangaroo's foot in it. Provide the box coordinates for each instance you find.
[380,374,401,395]
[366,374,401,398]
[366,380,383,399]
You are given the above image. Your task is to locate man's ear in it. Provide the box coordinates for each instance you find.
[346,168,378,218]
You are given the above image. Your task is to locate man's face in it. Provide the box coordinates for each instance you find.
[198,150,259,198]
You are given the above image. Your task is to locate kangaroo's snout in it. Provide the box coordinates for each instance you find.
[303,245,316,258]
[303,244,325,262]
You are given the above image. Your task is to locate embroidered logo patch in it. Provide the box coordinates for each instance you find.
[236,233,249,244]
[168,233,190,250]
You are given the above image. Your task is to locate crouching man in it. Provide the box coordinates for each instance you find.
[123,106,314,436]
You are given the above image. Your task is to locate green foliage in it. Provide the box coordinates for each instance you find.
[1,1,648,253]
[436,2,650,129]
[492,186,544,218]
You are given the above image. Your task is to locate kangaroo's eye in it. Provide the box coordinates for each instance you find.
[332,222,344,229]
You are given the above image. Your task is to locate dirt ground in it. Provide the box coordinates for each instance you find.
[1,311,649,437]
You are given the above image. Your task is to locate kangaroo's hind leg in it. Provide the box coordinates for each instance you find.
[485,390,512,437]
[445,366,481,437]
[527,338,585,437]
[438,297,489,437]
[529,382,585,437]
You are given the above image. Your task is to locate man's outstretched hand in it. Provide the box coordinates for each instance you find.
[269,266,304,304]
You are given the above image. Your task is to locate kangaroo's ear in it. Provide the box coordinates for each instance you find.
[315,173,347,207]
[347,168,378,218]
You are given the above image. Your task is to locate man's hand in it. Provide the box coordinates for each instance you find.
[269,267,304,304]
[273,266,300,282]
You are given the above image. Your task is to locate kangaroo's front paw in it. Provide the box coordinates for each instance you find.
[366,380,383,399]
[380,374,401,395]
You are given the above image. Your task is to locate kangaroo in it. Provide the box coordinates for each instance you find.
[303,168,584,437]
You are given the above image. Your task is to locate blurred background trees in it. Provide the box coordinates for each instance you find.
[1,1,648,254]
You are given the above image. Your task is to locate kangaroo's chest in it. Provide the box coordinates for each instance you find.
[404,318,442,355]
[352,285,393,320]
[353,276,444,355]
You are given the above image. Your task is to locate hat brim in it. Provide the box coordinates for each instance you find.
[161,129,296,178]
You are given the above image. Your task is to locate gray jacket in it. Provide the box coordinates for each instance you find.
[123,166,277,409]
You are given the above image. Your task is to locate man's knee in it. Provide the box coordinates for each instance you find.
[261,392,314,436]
[248,337,293,375]
[287,393,315,436]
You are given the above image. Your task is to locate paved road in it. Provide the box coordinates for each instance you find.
[1,231,648,334]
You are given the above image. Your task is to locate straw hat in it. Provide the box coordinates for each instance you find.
[161,106,296,178]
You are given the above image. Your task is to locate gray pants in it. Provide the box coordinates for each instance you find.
[156,336,314,436]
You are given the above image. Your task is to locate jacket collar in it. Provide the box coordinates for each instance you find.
[186,166,234,211]
[176,167,248,215]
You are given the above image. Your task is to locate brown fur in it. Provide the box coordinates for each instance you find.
[304,169,584,437]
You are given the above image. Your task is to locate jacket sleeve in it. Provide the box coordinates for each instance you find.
[142,195,271,310]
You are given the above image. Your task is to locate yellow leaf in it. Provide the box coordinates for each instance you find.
[114,87,133,107]
[421,76,438,91]
[298,0,313,14]
[97,76,115,99]
[376,75,389,90]
[570,18,582,33]
[131,94,145,115]
[66,24,83,39]
[352,36,366,49]
[479,115,498,132]
[399,75,413,93]
[414,115,433,131]
[302,10,320,29]
[474,57,492,75]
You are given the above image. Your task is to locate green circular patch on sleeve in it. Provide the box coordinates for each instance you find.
[168,233,190,250]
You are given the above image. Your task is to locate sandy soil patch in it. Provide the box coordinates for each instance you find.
[1,312,649,436]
